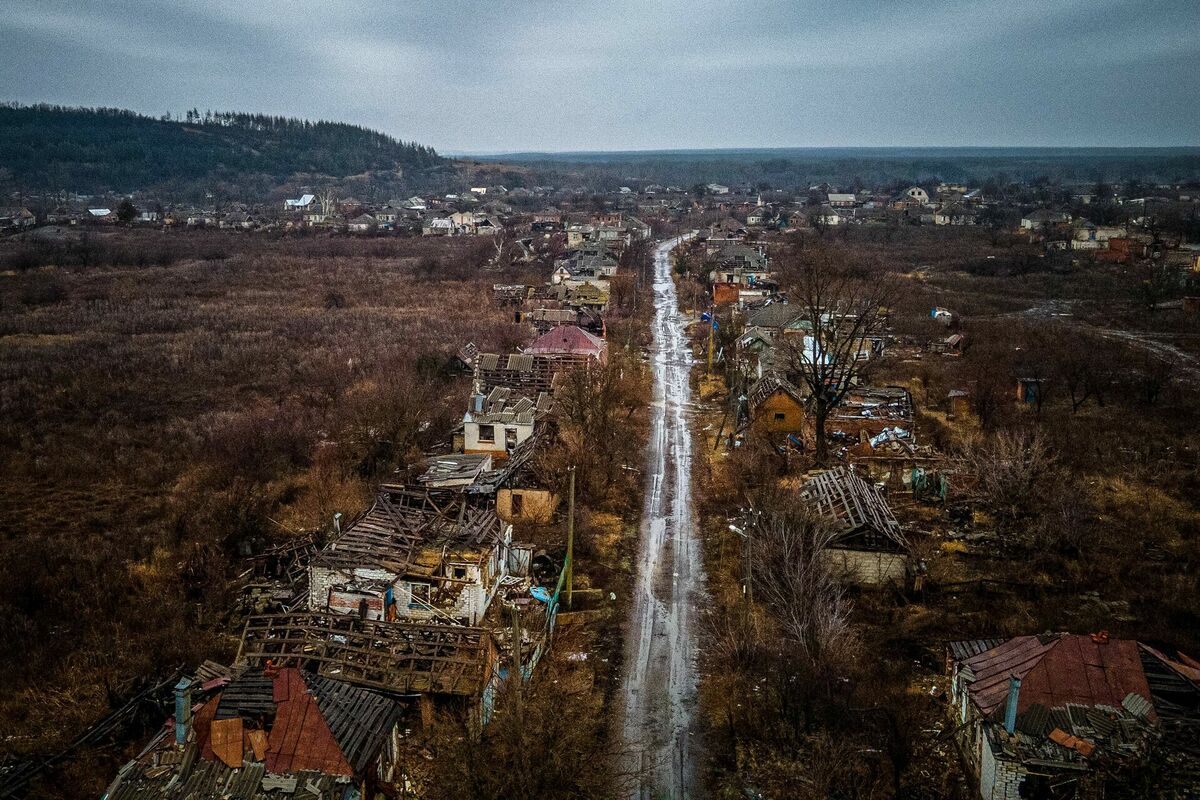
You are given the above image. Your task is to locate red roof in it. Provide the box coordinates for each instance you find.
[964,634,1154,720]
[525,325,606,358]
[193,668,353,776]
[266,668,353,775]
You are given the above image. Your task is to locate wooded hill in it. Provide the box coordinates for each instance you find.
[0,103,447,195]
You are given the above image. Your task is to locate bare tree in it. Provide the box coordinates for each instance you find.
[490,225,510,266]
[776,246,895,462]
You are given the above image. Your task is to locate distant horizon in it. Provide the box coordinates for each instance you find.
[452,145,1200,159]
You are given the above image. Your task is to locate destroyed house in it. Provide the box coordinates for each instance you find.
[474,351,587,396]
[307,491,511,625]
[948,634,1200,800]
[706,243,770,284]
[104,666,404,800]
[551,246,619,289]
[846,427,937,489]
[520,305,605,336]
[239,614,496,698]
[799,467,909,586]
[417,453,494,489]
[827,386,914,444]
[463,387,550,458]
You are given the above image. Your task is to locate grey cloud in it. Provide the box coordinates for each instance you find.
[1,0,1197,151]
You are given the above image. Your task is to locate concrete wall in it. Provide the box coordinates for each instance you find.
[823,548,907,587]
[496,488,559,524]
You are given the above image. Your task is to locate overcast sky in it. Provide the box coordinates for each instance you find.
[2,0,1197,153]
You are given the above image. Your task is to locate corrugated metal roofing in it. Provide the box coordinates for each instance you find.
[525,325,607,358]
[306,672,404,774]
[962,635,1155,722]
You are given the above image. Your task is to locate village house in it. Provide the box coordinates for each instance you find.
[551,245,619,290]
[103,666,408,799]
[947,634,1200,800]
[531,210,562,231]
[561,282,610,315]
[462,387,550,459]
[745,372,807,437]
[374,205,399,228]
[744,303,809,337]
[422,216,453,236]
[307,488,512,626]
[519,306,605,337]
[0,207,37,231]
[928,332,966,356]
[703,218,749,251]
[746,205,775,227]
[827,192,858,208]
[799,466,910,586]
[347,213,377,233]
[707,243,771,288]
[283,193,316,213]
[813,205,844,226]
[1020,209,1071,230]
[899,186,931,206]
[524,324,608,362]
[1069,219,1125,250]
[934,204,977,226]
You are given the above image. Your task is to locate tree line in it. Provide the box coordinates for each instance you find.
[0,103,445,195]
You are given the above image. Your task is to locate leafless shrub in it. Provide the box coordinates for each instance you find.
[958,428,1055,520]
[750,491,859,671]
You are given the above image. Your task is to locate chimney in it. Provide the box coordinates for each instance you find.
[333,512,343,536]
[174,677,193,745]
[1004,675,1021,734]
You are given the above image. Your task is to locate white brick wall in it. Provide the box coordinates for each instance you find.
[978,734,1026,800]
[823,548,908,586]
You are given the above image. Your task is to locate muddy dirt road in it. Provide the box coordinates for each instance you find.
[619,234,706,800]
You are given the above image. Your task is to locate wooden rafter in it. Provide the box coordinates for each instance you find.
[239,613,495,697]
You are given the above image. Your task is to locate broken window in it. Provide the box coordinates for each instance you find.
[477,424,495,443]
[452,565,468,580]
[408,582,430,608]
[511,492,525,516]
[774,412,787,422]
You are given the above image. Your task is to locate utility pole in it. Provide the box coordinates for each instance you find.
[565,465,576,609]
